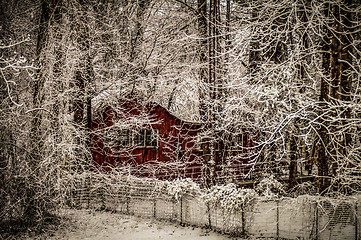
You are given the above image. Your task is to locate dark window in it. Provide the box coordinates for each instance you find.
[230,134,243,150]
[118,129,130,147]
[134,129,146,146]
[134,129,158,147]
[145,129,157,147]
[104,128,131,148]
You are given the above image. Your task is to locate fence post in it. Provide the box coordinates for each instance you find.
[356,202,358,240]
[87,174,90,209]
[276,200,279,240]
[126,185,130,215]
[180,196,183,224]
[207,203,212,229]
[153,198,156,218]
[100,179,106,210]
[241,205,245,235]
[315,201,319,240]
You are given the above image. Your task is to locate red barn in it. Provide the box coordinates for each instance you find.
[90,92,255,183]
[91,93,204,180]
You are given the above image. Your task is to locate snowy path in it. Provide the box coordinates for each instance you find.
[28,209,237,240]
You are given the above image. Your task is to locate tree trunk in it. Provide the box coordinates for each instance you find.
[339,0,353,155]
[318,2,331,193]
[129,0,149,94]
[74,2,95,170]
[328,0,353,173]
[28,0,61,224]
[248,5,261,79]
[198,0,208,120]
[30,0,51,170]
[318,0,353,193]
[289,135,297,189]
[225,0,231,62]
[74,70,85,124]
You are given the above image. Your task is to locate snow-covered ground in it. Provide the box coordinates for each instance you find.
[26,209,239,240]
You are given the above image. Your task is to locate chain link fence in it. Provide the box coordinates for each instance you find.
[63,172,361,239]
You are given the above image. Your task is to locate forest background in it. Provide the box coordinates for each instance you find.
[0,0,360,231]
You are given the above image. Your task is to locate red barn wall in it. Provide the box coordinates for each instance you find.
[91,101,202,179]
[91,100,255,182]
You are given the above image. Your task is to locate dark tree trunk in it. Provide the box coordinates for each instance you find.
[30,1,51,168]
[297,0,310,89]
[328,0,353,172]
[86,55,94,169]
[289,136,297,189]
[329,5,341,101]
[129,0,149,94]
[198,0,208,120]
[248,5,261,79]
[28,0,62,223]
[260,3,288,64]
[339,0,353,154]
[74,71,85,124]
[197,0,210,178]
[129,0,148,62]
[74,2,95,169]
[318,2,331,194]
[318,0,353,193]
[225,0,231,62]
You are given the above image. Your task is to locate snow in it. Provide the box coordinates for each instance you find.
[26,209,237,240]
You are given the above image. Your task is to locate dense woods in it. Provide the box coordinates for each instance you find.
[0,0,360,230]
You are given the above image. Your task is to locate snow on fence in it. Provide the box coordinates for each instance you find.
[64,172,361,240]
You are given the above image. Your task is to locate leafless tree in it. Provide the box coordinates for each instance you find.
[1,1,361,233]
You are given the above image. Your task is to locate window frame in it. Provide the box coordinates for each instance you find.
[134,128,159,148]
[104,127,131,149]
[230,134,244,151]
[118,129,131,147]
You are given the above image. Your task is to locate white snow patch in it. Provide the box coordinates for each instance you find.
[26,209,238,240]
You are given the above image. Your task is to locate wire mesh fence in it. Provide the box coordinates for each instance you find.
[64,171,361,240]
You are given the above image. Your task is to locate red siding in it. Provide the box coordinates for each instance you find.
[91,100,203,179]
[91,100,254,182]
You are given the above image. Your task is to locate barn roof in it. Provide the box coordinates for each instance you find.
[92,87,201,124]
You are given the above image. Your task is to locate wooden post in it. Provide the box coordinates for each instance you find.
[276,200,279,240]
[153,198,156,218]
[87,174,90,209]
[315,201,319,240]
[241,205,245,235]
[207,204,212,229]
[180,196,183,224]
[126,184,130,215]
[356,202,358,240]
